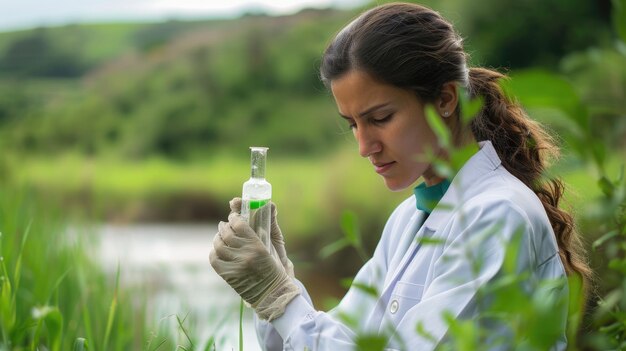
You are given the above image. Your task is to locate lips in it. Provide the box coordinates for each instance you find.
[373,161,395,174]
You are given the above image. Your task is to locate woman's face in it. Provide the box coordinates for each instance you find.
[331,70,440,191]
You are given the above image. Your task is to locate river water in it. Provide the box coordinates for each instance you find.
[95,223,262,350]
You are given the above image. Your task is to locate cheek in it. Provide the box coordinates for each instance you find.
[393,122,436,162]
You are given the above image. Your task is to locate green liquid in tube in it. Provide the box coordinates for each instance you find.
[241,147,274,258]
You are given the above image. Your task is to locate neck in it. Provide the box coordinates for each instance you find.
[423,171,445,186]
[422,131,478,186]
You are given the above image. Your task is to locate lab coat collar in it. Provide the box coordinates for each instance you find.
[382,141,501,291]
[421,140,501,232]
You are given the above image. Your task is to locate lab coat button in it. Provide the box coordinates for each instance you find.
[390,300,399,314]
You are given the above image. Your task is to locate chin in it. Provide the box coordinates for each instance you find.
[383,178,412,192]
[383,172,422,192]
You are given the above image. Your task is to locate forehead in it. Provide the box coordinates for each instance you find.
[330,70,411,114]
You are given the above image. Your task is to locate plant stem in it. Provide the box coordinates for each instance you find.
[239,298,244,351]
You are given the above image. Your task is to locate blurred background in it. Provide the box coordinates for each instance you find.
[0,0,624,349]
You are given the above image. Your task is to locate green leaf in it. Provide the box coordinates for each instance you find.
[176,313,194,349]
[416,322,437,343]
[355,334,387,351]
[0,266,15,334]
[319,238,349,259]
[45,308,63,351]
[449,144,479,173]
[13,219,32,298]
[567,274,584,345]
[340,277,353,289]
[73,338,88,351]
[598,177,615,198]
[31,306,62,351]
[459,88,484,126]
[500,70,588,130]
[591,142,607,171]
[340,210,360,245]
[204,337,215,351]
[431,159,454,179]
[351,282,378,297]
[593,230,619,250]
[613,0,626,43]
[337,311,359,329]
[103,263,121,351]
[503,228,524,274]
[417,237,446,246]
[425,105,451,148]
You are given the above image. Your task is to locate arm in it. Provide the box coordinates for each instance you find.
[254,279,311,351]
[254,240,390,350]
[255,202,409,351]
[266,253,389,351]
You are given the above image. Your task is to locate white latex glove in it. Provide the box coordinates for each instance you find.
[229,197,295,278]
[209,211,300,321]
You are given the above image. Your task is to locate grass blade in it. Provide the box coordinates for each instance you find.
[103,262,120,351]
[175,313,194,349]
[73,337,88,351]
[239,298,244,351]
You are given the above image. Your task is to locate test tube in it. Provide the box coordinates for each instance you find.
[241,147,274,258]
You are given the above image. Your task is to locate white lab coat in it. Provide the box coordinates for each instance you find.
[255,141,568,350]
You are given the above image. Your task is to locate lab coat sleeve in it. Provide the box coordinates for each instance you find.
[393,197,556,349]
[253,256,387,351]
[254,247,390,351]
[253,201,403,351]
[254,279,312,351]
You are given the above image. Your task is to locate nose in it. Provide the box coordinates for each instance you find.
[356,126,382,158]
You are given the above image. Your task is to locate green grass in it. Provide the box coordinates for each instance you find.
[0,187,226,350]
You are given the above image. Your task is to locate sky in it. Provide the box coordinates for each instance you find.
[0,0,367,32]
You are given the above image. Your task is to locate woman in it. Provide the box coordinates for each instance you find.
[209,3,591,350]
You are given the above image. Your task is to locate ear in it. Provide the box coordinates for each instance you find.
[436,82,458,118]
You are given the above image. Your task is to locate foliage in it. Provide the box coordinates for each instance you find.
[0,189,137,349]
[457,0,613,69]
[0,188,229,350]
[0,9,350,159]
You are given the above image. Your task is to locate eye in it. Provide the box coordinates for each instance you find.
[372,113,393,124]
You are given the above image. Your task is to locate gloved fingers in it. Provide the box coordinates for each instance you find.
[270,202,281,235]
[269,202,285,246]
[227,210,240,225]
[209,246,239,270]
[209,246,231,271]
[215,221,246,249]
[229,197,242,214]
[228,212,260,241]
[212,225,238,262]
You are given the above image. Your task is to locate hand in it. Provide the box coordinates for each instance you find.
[229,197,295,278]
[209,211,300,321]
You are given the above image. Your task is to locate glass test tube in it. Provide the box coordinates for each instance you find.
[241,147,274,258]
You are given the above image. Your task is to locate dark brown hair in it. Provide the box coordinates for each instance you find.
[320,3,591,290]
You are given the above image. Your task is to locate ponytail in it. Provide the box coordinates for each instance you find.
[467,67,592,293]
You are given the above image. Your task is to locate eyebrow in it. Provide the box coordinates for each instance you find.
[338,103,391,119]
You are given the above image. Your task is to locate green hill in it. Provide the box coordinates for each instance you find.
[0,8,356,159]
